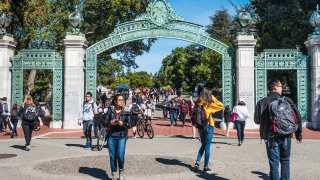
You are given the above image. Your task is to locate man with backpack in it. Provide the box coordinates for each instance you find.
[1,97,9,132]
[254,78,303,180]
[78,92,98,150]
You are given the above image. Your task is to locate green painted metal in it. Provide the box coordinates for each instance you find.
[254,49,309,121]
[10,49,63,122]
[85,0,234,108]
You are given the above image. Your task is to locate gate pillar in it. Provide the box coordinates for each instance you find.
[63,35,88,129]
[305,36,320,129]
[233,35,257,129]
[0,35,16,107]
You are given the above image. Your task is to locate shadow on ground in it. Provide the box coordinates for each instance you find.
[65,144,84,148]
[156,157,229,180]
[79,167,109,180]
[251,171,269,180]
[10,145,27,150]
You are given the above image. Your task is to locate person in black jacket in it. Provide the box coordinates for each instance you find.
[106,94,129,180]
[254,78,302,180]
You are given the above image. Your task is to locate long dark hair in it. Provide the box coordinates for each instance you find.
[111,94,124,106]
[199,87,213,104]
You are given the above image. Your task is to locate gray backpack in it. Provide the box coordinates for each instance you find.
[269,97,298,136]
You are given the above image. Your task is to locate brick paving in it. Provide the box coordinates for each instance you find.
[1,118,319,140]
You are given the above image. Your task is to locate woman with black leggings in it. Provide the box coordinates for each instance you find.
[19,95,42,151]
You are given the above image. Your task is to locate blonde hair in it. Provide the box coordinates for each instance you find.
[23,95,34,106]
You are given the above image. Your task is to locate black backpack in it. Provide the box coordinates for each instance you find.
[191,105,208,128]
[23,104,37,122]
[269,97,298,136]
[131,104,140,114]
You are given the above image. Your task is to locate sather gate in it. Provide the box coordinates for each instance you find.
[85,0,234,109]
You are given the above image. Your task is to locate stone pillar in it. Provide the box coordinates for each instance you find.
[0,35,17,108]
[233,35,257,129]
[305,36,320,129]
[63,35,88,129]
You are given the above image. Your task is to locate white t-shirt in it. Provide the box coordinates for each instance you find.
[232,105,250,121]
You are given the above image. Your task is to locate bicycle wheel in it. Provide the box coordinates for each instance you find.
[146,124,154,139]
[137,122,144,138]
[97,128,106,151]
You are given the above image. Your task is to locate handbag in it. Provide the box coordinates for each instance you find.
[230,113,237,122]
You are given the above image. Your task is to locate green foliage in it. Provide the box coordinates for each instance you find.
[125,71,153,88]
[110,77,131,89]
[97,57,123,86]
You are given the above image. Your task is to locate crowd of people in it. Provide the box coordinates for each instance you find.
[0,78,304,180]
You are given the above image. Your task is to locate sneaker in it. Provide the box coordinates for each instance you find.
[193,163,199,172]
[119,169,126,180]
[10,133,14,138]
[238,142,241,146]
[110,172,117,180]
[25,145,31,151]
[203,167,211,172]
[84,143,91,150]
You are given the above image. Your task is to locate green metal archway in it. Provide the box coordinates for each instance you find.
[85,0,234,107]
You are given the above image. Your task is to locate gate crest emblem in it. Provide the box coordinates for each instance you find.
[135,0,183,26]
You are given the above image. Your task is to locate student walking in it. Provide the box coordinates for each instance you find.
[106,94,129,180]
[254,78,303,180]
[179,99,189,127]
[10,104,20,138]
[224,106,232,137]
[193,87,224,173]
[19,95,43,151]
[168,98,178,127]
[78,92,97,150]
[232,100,250,146]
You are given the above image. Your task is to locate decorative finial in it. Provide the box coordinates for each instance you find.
[309,4,320,36]
[236,6,253,35]
[0,11,12,35]
[68,1,85,35]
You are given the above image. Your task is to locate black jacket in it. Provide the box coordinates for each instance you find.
[105,106,128,137]
[254,92,302,140]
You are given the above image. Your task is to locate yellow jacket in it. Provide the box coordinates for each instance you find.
[197,95,224,126]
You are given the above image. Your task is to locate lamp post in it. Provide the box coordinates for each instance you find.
[0,11,12,35]
[236,6,252,35]
[68,5,84,35]
[309,4,320,36]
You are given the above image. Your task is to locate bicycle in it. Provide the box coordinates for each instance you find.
[97,121,108,151]
[136,114,154,139]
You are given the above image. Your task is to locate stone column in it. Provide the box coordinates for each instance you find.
[63,35,88,129]
[233,35,257,129]
[305,36,320,129]
[0,35,17,108]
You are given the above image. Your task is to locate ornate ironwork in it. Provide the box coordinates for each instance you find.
[254,49,309,121]
[0,11,12,35]
[85,0,234,107]
[10,49,64,122]
[309,4,320,36]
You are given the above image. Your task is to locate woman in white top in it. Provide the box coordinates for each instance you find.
[232,99,250,146]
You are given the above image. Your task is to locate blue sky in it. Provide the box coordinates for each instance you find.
[118,0,250,74]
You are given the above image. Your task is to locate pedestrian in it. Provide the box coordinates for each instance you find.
[106,94,129,180]
[78,92,98,150]
[179,99,189,127]
[223,106,232,137]
[232,100,250,146]
[189,97,198,139]
[168,98,178,127]
[19,95,43,151]
[10,104,20,138]
[193,87,224,173]
[145,100,153,123]
[254,78,303,180]
[1,97,9,131]
[129,97,141,138]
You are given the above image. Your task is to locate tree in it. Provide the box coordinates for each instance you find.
[97,57,123,87]
[125,71,153,88]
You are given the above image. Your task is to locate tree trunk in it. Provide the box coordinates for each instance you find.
[25,70,37,96]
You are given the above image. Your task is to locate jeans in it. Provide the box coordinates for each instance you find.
[170,112,177,125]
[94,125,98,138]
[107,136,128,172]
[266,136,291,180]
[83,120,93,145]
[11,119,18,135]
[180,112,187,126]
[196,125,214,168]
[22,121,35,146]
[235,120,246,142]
